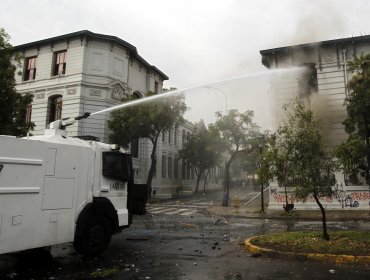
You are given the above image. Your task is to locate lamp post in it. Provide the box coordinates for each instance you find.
[258,134,268,214]
[259,144,265,214]
[204,86,228,115]
[204,86,229,205]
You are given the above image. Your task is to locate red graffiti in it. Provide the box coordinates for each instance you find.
[272,190,370,205]
[351,192,370,201]
[272,193,293,203]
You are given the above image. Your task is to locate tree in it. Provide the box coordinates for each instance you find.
[334,53,370,185]
[213,109,260,206]
[0,28,34,136]
[179,121,223,193]
[274,99,336,240]
[255,132,275,213]
[108,93,187,198]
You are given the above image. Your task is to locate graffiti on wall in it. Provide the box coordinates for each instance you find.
[271,189,370,208]
[335,191,359,208]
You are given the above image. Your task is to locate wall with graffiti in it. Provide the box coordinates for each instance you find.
[269,184,370,210]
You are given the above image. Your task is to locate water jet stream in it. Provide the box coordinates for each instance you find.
[89,67,302,117]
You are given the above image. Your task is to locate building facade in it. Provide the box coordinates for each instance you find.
[260,35,370,210]
[14,30,196,198]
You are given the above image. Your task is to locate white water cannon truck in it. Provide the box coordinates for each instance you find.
[0,113,147,256]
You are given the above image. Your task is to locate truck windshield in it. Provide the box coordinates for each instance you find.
[102,152,132,182]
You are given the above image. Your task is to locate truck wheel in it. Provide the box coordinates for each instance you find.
[74,214,112,256]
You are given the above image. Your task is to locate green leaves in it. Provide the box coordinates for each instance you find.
[179,122,223,192]
[108,94,187,147]
[273,99,336,200]
[334,136,367,184]
[0,27,35,137]
[213,109,260,206]
[336,52,370,184]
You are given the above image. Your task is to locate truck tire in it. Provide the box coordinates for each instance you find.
[73,214,113,256]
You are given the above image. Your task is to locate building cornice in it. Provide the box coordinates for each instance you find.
[260,34,370,56]
[13,30,169,80]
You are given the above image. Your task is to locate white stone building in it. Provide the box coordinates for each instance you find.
[260,35,370,210]
[14,30,195,198]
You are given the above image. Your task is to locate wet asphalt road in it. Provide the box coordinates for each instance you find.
[1,192,370,280]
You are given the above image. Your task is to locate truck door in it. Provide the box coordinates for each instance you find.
[102,152,147,215]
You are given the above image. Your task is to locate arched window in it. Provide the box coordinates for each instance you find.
[132,91,142,99]
[47,95,63,125]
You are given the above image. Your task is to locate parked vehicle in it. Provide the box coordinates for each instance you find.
[0,114,147,255]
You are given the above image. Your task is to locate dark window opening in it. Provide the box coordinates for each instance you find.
[133,92,141,99]
[25,104,32,123]
[298,63,318,98]
[174,125,178,146]
[182,130,186,148]
[154,81,159,93]
[182,160,186,180]
[174,158,179,179]
[152,161,157,178]
[162,155,167,178]
[130,138,139,158]
[53,50,67,76]
[168,157,172,178]
[24,57,37,81]
[47,95,63,125]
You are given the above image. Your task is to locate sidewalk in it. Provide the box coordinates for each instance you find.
[206,204,370,221]
[205,186,370,221]
[150,185,370,221]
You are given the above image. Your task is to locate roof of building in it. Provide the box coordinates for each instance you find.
[260,34,370,56]
[13,30,168,80]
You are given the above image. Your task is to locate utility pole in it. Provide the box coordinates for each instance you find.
[259,144,265,214]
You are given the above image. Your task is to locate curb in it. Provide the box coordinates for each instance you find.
[244,236,370,265]
[205,208,370,222]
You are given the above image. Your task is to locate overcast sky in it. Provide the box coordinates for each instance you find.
[2,0,370,128]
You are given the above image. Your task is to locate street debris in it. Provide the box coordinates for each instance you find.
[178,222,199,228]
[250,253,262,258]
[126,237,150,241]
[6,272,17,279]
[212,216,229,225]
[90,267,119,279]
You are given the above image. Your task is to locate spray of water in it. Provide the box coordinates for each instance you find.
[90,67,303,117]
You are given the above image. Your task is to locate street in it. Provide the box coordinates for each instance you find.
[1,190,370,280]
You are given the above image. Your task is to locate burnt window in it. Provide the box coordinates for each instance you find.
[53,50,67,76]
[47,95,63,124]
[24,56,37,81]
[298,63,318,98]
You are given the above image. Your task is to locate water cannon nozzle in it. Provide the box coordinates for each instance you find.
[75,112,91,120]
